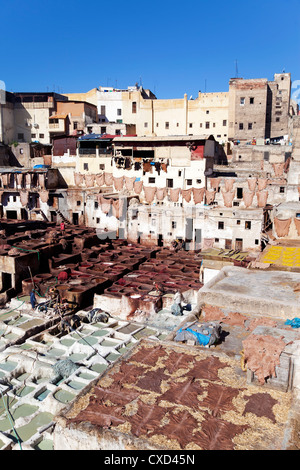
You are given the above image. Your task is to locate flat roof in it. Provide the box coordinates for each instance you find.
[112,134,215,143]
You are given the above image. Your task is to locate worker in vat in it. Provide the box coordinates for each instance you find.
[60,221,65,233]
[30,290,36,309]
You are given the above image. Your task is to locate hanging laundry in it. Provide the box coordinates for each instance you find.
[98,195,112,214]
[125,158,132,169]
[294,218,300,237]
[247,177,257,191]
[243,191,255,208]
[95,173,105,186]
[284,157,291,173]
[38,173,45,189]
[16,173,23,188]
[256,190,268,207]
[272,163,285,177]
[274,217,292,237]
[25,173,31,188]
[143,161,152,173]
[209,177,221,191]
[1,174,8,187]
[156,187,167,201]
[40,190,49,203]
[85,174,95,188]
[192,187,205,204]
[257,178,269,191]
[169,188,181,202]
[222,190,235,207]
[104,172,113,186]
[224,178,235,192]
[182,188,192,203]
[133,180,143,194]
[205,189,216,204]
[113,176,124,191]
[154,162,161,174]
[112,198,124,219]
[125,176,136,191]
[143,186,156,204]
[20,190,29,207]
[161,162,168,172]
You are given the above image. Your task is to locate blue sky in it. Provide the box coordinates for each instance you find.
[1,0,300,99]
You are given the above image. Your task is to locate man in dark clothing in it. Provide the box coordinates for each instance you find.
[30,290,36,309]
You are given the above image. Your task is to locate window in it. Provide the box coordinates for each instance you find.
[189,123,193,128]
[240,97,245,105]
[245,221,251,230]
[218,221,224,230]
[248,123,253,130]
[200,123,203,128]
[186,179,192,186]
[144,122,148,128]
[255,239,259,245]
[250,97,254,104]
[99,164,105,170]
[156,123,159,127]
[132,102,137,113]
[213,123,216,127]
[196,179,202,184]
[166,178,173,188]
[18,133,24,140]
[148,177,155,184]
[101,127,106,134]
[206,110,209,114]
[276,117,280,122]
[237,220,241,225]
[178,170,182,176]
[239,123,244,130]
[94,201,98,209]
[223,120,227,126]
[39,134,44,138]
[101,105,106,115]
[237,187,243,199]
[115,129,121,135]
[73,121,78,130]
[117,109,122,116]
[77,201,81,206]
[172,221,177,229]
[165,122,169,129]
[280,186,285,193]
[96,218,100,224]
[31,134,36,138]
[84,163,89,171]
[205,122,210,129]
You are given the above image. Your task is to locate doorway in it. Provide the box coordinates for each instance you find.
[72,213,79,225]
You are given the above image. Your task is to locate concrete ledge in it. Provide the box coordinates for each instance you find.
[198,266,300,319]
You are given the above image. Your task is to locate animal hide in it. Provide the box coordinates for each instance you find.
[113,176,124,191]
[192,187,205,204]
[143,186,156,204]
[133,180,143,194]
[274,217,292,237]
[104,172,113,186]
[222,190,235,207]
[182,188,192,203]
[169,188,181,202]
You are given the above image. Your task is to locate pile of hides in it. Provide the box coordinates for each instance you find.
[242,333,286,384]
[174,321,222,347]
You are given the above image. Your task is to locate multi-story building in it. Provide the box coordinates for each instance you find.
[13,92,68,145]
[228,73,293,142]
